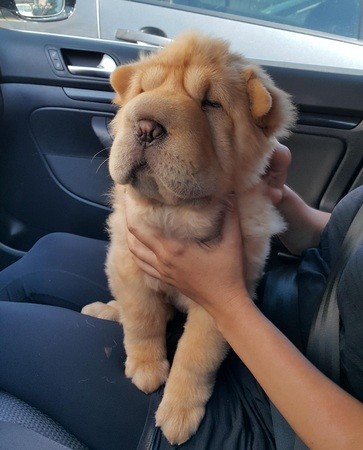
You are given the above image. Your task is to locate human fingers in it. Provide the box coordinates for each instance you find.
[127,228,183,286]
[130,252,162,279]
[126,226,159,268]
[124,192,163,256]
[124,192,186,281]
[261,143,291,204]
[267,142,291,176]
[264,142,291,190]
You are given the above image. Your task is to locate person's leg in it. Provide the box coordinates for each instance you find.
[0,233,112,310]
[0,301,150,450]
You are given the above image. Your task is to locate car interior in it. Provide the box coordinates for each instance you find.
[0,0,363,447]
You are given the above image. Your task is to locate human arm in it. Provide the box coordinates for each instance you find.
[277,185,331,255]
[125,199,363,449]
[263,142,330,254]
[218,288,363,450]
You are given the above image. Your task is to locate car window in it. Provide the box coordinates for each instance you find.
[128,0,361,39]
[1,0,363,73]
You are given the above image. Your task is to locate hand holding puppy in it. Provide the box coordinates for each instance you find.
[125,192,248,320]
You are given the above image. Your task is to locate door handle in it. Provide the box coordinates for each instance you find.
[67,54,117,78]
[116,28,172,47]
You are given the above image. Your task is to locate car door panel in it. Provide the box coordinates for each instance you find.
[0,27,362,266]
[0,29,139,260]
[30,107,114,206]
[288,121,363,212]
[283,133,345,209]
[0,80,114,251]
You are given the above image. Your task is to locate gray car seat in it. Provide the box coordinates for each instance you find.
[0,390,87,449]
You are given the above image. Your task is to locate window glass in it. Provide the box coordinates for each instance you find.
[130,0,361,39]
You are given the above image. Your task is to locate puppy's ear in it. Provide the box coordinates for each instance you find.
[243,66,296,138]
[110,64,136,104]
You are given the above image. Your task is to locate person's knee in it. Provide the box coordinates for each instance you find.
[0,232,110,308]
[31,232,84,259]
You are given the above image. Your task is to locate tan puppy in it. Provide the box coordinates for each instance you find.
[82,31,296,444]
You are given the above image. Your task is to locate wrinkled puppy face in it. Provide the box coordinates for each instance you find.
[109,32,295,205]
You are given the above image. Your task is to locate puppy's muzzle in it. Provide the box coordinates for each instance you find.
[136,119,167,147]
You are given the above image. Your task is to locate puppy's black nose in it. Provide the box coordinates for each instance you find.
[137,120,166,145]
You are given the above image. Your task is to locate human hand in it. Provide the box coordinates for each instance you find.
[262,142,291,205]
[124,194,251,318]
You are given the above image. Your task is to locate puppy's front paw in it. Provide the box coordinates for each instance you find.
[155,396,205,445]
[81,300,120,321]
[125,357,169,394]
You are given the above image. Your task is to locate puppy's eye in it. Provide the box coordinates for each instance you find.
[201,99,222,110]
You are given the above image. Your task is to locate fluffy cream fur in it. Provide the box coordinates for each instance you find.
[82,31,296,444]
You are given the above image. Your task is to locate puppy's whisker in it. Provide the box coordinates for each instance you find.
[92,147,111,163]
[96,157,109,174]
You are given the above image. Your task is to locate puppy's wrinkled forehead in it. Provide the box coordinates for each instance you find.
[111,32,295,140]
[138,36,241,103]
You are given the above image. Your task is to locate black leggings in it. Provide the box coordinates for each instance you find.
[0,233,150,450]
